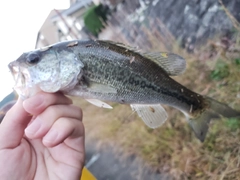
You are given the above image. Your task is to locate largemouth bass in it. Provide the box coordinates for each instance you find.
[8,40,240,142]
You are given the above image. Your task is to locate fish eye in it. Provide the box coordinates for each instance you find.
[27,53,40,64]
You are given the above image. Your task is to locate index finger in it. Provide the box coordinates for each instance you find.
[23,92,72,115]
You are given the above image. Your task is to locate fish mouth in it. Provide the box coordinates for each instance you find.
[8,61,31,98]
[8,62,22,82]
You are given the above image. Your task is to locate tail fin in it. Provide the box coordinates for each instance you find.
[188,97,240,142]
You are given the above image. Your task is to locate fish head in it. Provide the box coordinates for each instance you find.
[9,45,84,98]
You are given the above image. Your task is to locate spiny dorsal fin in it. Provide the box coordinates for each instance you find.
[101,41,186,76]
[102,40,141,53]
[142,52,186,76]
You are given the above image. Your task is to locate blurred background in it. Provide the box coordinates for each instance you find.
[1,0,240,179]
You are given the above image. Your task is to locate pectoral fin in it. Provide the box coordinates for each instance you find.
[88,81,117,94]
[85,99,113,109]
[131,104,168,128]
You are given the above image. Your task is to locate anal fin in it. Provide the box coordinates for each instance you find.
[131,104,168,128]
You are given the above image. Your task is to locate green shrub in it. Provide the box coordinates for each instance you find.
[83,4,110,37]
[235,58,240,65]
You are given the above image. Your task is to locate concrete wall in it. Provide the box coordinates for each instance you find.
[104,0,240,51]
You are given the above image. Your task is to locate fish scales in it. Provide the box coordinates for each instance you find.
[71,40,205,112]
[8,39,240,142]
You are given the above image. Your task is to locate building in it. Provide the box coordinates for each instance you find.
[36,0,99,48]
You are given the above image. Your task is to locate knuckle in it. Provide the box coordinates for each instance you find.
[42,105,62,119]
[41,93,72,107]
[55,117,73,129]
[41,104,82,121]
[70,105,83,120]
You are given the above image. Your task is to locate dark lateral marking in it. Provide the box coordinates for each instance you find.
[140,81,146,88]
[103,72,109,79]
[85,44,92,48]
[127,76,203,111]
[128,77,135,84]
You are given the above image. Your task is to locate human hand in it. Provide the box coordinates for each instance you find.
[0,92,85,180]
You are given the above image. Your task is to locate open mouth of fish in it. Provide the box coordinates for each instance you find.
[8,62,40,99]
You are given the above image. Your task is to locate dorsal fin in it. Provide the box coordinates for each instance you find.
[101,40,141,53]
[101,40,186,76]
[142,52,186,76]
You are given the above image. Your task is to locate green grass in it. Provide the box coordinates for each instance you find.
[225,118,240,131]
[210,61,230,81]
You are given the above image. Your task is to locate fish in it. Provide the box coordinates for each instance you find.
[8,39,240,142]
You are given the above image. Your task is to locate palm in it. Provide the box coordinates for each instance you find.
[30,138,83,179]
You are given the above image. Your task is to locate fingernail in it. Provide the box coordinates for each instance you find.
[25,117,41,136]
[43,129,58,144]
[23,94,44,108]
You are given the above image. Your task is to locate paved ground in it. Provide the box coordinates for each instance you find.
[85,141,173,180]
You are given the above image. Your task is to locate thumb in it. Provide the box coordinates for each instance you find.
[0,98,32,149]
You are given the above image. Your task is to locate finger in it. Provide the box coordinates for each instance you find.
[23,92,72,115]
[0,98,32,149]
[42,117,84,147]
[25,105,82,139]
